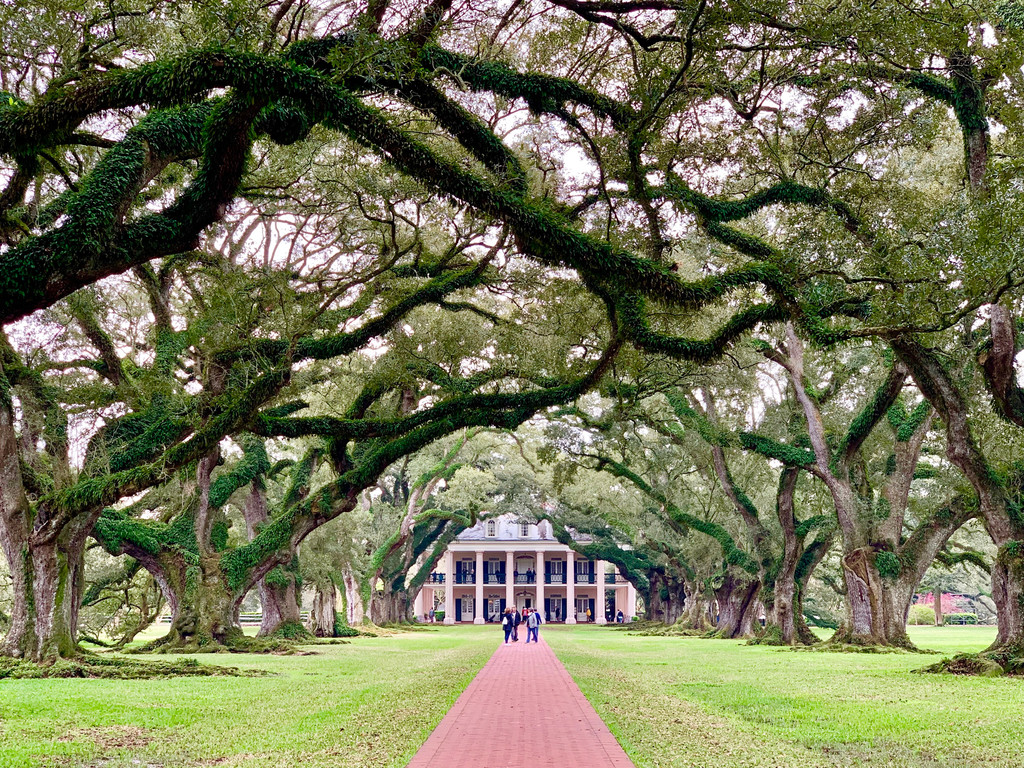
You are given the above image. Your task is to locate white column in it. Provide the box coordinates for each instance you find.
[596,559,607,624]
[474,550,485,624]
[565,550,576,624]
[535,551,545,616]
[505,550,514,608]
[414,588,425,620]
[626,580,637,620]
[443,550,455,624]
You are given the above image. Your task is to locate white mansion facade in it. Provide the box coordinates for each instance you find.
[413,514,637,624]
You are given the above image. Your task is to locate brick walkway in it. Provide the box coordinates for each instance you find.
[406,634,635,768]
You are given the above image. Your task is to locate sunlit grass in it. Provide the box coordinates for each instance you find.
[545,624,1023,768]
[0,626,498,768]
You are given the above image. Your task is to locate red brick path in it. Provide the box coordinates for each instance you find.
[406,635,635,768]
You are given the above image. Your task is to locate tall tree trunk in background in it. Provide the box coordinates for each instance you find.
[0,396,98,662]
[894,337,1024,666]
[761,468,807,645]
[646,571,687,624]
[241,483,303,637]
[342,566,363,625]
[713,572,761,639]
[308,583,337,637]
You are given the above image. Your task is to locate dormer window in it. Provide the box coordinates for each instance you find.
[486,520,496,537]
[520,523,530,537]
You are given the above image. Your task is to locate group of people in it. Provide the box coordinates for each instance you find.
[501,606,543,644]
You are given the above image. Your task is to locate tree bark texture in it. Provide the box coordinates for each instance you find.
[308,584,337,637]
[242,484,301,637]
[714,572,761,639]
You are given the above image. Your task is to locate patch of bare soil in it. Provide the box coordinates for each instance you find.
[57,726,152,752]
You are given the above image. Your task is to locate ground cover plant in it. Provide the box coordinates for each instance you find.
[545,625,1024,768]
[0,627,496,768]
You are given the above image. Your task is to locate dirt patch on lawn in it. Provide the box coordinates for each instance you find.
[57,725,152,751]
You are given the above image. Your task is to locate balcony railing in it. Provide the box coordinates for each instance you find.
[545,573,566,584]
[483,574,506,585]
[513,575,536,584]
[575,573,595,584]
[427,573,445,584]
[454,573,476,584]
[605,574,627,584]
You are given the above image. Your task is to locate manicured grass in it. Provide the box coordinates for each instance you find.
[0,626,497,768]
[544,624,1024,768]
[4,625,1020,768]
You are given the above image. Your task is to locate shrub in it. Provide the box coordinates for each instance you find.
[332,612,361,637]
[908,605,936,625]
[434,611,445,622]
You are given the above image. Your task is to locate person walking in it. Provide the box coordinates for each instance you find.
[512,606,522,642]
[501,608,514,644]
[586,606,592,623]
[526,607,543,643]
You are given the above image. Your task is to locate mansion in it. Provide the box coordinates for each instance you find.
[413,514,637,624]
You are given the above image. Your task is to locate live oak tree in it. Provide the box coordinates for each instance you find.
[5,0,1024,672]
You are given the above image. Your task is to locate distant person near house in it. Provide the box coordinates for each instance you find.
[616,610,624,623]
[429,607,435,623]
[586,606,592,623]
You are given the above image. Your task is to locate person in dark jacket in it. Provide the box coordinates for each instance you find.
[512,607,522,641]
[501,608,514,644]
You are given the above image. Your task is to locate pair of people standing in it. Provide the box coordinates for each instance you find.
[501,607,543,644]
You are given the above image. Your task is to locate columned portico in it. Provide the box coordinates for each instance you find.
[505,551,514,607]
[443,550,455,625]
[565,550,577,624]
[474,551,485,624]
[418,514,637,624]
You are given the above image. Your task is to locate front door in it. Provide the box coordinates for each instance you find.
[461,597,474,622]
[487,597,502,621]
[549,596,563,622]
[576,596,589,621]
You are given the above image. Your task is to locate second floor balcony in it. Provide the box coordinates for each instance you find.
[545,573,566,584]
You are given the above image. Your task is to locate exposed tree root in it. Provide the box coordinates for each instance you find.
[0,655,254,679]
[917,649,1024,677]
[785,642,935,655]
[131,630,299,655]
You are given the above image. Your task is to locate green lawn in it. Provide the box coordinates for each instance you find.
[1,625,1020,768]
[0,626,497,768]
[545,624,1024,768]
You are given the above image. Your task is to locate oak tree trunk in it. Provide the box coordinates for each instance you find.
[308,583,337,637]
[714,572,761,638]
[257,567,302,637]
[342,566,364,625]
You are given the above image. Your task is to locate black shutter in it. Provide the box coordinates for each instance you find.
[544,597,551,622]
[589,598,595,622]
[455,598,462,622]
